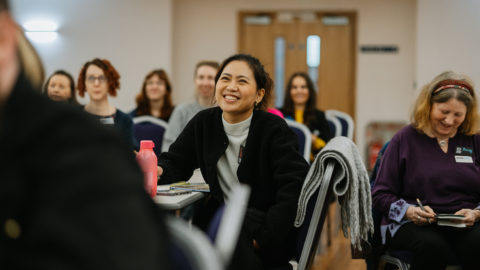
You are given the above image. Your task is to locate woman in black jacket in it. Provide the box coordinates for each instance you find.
[281,72,332,160]
[158,54,309,270]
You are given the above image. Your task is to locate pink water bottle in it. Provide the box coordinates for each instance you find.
[136,140,158,197]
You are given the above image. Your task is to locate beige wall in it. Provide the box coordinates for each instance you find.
[416,0,480,94]
[172,0,417,161]
[11,0,173,112]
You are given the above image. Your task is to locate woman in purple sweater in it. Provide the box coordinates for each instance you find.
[372,71,480,270]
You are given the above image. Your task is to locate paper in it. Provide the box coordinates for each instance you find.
[170,183,210,192]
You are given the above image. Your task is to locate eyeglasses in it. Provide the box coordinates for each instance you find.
[86,75,107,84]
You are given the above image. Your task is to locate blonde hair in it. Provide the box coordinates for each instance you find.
[411,71,478,135]
[16,28,44,89]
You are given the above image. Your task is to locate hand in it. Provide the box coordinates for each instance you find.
[406,205,436,225]
[311,134,319,144]
[157,166,163,179]
[455,209,480,227]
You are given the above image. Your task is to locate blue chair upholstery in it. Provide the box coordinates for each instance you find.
[326,114,342,137]
[292,161,336,270]
[325,110,354,139]
[285,119,312,161]
[166,216,223,270]
[133,116,168,157]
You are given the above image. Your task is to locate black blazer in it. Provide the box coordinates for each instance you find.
[0,73,171,269]
[159,107,309,266]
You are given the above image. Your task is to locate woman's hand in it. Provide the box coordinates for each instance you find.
[455,208,480,227]
[157,166,163,179]
[406,205,436,225]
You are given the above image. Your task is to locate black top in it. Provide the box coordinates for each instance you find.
[0,72,171,269]
[158,107,309,267]
[86,107,136,150]
[282,108,333,154]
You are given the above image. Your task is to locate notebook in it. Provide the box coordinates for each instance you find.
[435,214,466,228]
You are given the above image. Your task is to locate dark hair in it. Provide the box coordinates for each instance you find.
[77,58,120,98]
[214,54,272,111]
[282,72,317,124]
[194,60,220,78]
[135,69,174,120]
[43,70,79,105]
[0,0,8,11]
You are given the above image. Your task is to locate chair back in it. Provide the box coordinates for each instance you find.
[166,216,223,270]
[326,114,342,137]
[295,160,336,270]
[207,184,251,266]
[133,116,168,156]
[285,118,312,161]
[325,110,354,139]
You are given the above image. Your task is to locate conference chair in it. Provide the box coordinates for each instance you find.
[369,142,461,270]
[166,216,223,270]
[291,160,336,270]
[325,110,354,139]
[285,118,312,161]
[326,113,342,137]
[206,184,251,266]
[133,116,168,157]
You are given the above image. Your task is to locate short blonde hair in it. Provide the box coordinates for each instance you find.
[411,71,478,135]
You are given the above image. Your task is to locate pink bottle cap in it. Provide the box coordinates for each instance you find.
[140,140,155,149]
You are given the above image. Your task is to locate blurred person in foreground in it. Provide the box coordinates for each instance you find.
[0,1,171,269]
[372,71,480,270]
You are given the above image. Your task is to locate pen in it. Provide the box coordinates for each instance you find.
[416,198,430,223]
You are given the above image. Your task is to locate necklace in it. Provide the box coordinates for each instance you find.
[438,139,448,147]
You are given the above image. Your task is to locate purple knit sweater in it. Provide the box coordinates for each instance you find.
[372,125,480,243]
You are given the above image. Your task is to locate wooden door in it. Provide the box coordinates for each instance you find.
[238,11,356,119]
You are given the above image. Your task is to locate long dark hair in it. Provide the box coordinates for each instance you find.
[134,69,174,120]
[43,70,79,105]
[215,54,273,111]
[282,72,317,124]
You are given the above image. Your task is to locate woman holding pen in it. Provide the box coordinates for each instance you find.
[372,71,480,270]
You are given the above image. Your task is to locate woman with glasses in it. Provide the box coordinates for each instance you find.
[130,69,175,121]
[77,58,135,149]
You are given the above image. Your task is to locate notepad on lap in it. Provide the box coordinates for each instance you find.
[436,214,466,228]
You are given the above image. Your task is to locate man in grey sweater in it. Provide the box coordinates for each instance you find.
[162,60,219,152]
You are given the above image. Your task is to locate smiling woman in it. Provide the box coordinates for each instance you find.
[372,71,480,269]
[130,69,175,121]
[158,54,309,269]
[215,58,266,123]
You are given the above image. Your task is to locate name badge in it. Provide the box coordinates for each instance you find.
[100,117,115,125]
[455,155,473,163]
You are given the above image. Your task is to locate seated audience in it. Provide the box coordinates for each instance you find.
[281,72,332,160]
[158,54,308,270]
[130,69,175,121]
[372,71,480,270]
[162,60,219,152]
[77,58,136,149]
[43,69,79,105]
[0,1,171,268]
